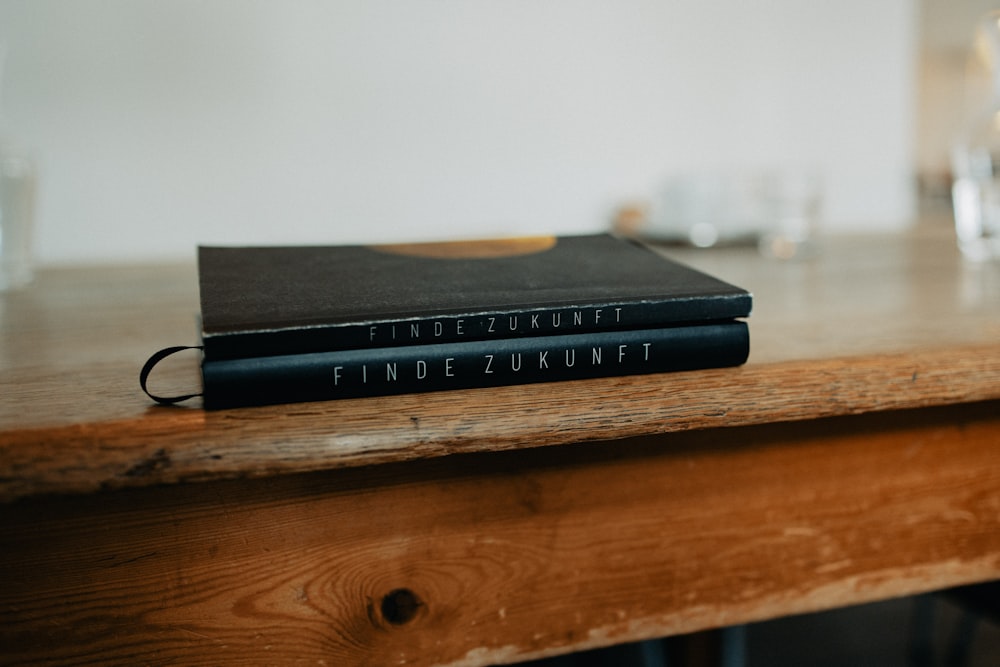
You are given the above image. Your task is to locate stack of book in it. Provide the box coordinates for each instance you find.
[189,234,751,409]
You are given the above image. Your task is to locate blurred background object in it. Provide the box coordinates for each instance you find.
[917,0,1000,212]
[0,42,36,290]
[633,171,771,249]
[0,0,981,265]
[949,9,1000,261]
[611,167,822,260]
[0,149,35,290]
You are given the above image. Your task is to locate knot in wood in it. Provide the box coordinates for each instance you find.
[380,588,422,625]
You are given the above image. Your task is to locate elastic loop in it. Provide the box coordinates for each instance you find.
[140,345,203,405]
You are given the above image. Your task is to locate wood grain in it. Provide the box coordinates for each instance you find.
[2,227,999,501]
[1,345,999,502]
[2,402,999,666]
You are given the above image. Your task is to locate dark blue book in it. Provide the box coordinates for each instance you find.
[200,321,749,409]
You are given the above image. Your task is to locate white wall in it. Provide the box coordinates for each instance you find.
[0,0,917,265]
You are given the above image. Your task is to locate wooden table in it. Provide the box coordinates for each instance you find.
[2,224,999,665]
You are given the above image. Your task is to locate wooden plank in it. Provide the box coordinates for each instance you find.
[2,345,1000,502]
[2,402,999,666]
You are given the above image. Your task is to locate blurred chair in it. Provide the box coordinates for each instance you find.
[910,581,1000,667]
[943,581,1000,667]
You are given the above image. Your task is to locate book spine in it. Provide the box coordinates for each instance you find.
[201,322,749,409]
[203,294,752,360]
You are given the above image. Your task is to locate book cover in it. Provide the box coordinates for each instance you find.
[200,321,749,409]
[198,234,752,360]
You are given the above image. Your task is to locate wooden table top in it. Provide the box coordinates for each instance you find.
[2,222,999,502]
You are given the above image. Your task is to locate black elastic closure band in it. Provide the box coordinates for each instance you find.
[140,345,203,405]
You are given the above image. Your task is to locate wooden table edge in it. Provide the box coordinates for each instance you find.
[2,342,999,503]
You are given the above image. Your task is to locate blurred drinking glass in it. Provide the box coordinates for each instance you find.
[757,169,822,261]
[0,148,35,291]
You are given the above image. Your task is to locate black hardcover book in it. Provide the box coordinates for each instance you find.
[200,321,749,409]
[198,234,752,360]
